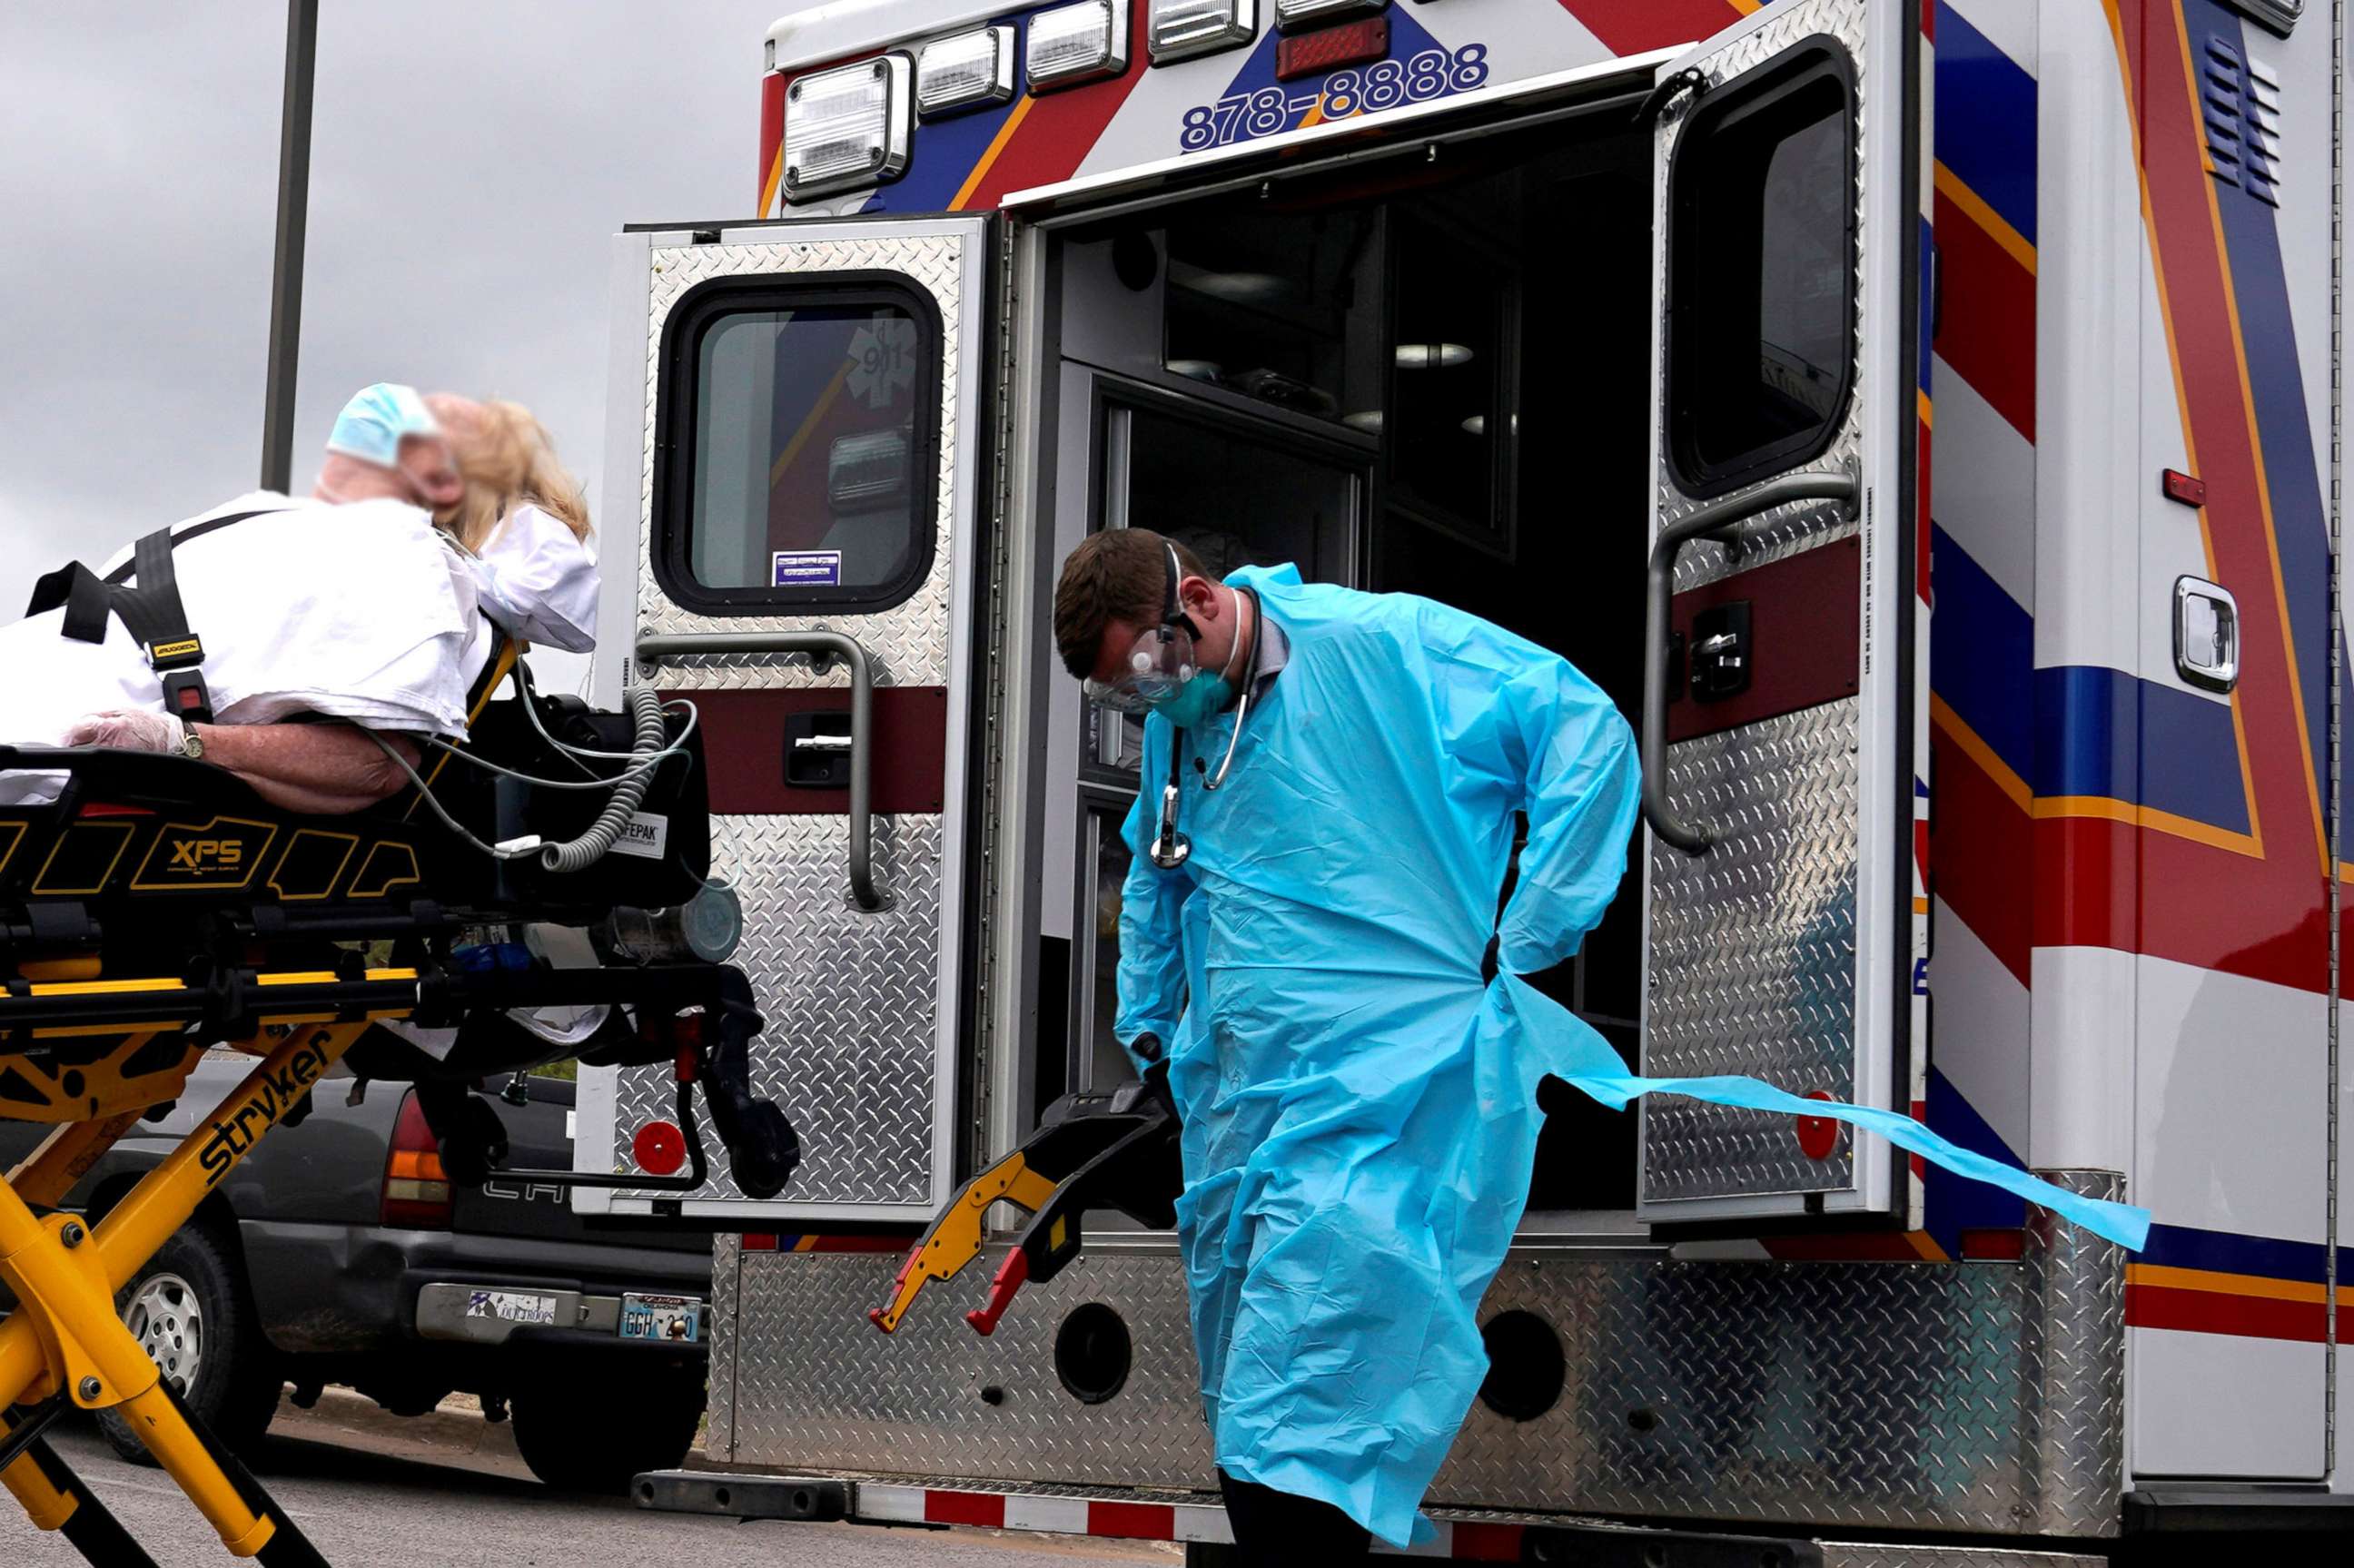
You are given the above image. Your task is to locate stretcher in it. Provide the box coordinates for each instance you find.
[0,656,798,1565]
[869,1072,1179,1337]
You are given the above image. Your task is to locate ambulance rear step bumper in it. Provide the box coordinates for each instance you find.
[630,1471,2108,1567]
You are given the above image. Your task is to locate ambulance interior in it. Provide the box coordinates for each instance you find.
[1035,116,1673,1218]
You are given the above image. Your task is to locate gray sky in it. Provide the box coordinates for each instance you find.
[0,1,786,626]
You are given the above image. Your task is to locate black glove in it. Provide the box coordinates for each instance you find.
[1140,1056,1177,1123]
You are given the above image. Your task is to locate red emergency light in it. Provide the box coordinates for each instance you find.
[1276,15,1389,83]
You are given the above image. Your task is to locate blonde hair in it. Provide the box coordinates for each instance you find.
[442,399,591,552]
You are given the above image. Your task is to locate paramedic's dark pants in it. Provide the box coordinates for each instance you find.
[1217,1470,1371,1563]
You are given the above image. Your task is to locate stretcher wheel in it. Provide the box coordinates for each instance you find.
[96,1219,278,1464]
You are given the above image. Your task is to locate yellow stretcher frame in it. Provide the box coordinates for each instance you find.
[0,979,391,1565]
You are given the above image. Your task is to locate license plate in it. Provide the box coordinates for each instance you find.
[619,1293,703,1344]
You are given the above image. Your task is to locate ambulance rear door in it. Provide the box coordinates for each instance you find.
[578,212,993,1223]
[1637,0,1927,1228]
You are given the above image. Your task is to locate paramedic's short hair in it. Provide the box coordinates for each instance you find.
[1054,529,1203,680]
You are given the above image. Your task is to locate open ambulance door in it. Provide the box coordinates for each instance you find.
[1637,0,1925,1229]
[577,212,993,1223]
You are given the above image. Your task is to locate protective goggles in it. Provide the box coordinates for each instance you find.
[1082,542,1199,714]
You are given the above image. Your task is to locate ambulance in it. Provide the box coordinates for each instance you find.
[577,0,2351,1559]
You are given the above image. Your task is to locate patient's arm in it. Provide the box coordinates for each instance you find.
[63,708,420,813]
[193,723,420,813]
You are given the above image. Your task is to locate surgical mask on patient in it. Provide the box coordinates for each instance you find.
[324,382,443,469]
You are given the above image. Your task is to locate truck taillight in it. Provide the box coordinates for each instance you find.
[382,1090,453,1228]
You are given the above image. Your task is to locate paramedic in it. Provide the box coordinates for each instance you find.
[426,392,598,656]
[45,385,467,813]
[1053,528,1639,1559]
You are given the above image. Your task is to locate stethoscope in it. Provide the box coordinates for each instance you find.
[1148,587,1261,871]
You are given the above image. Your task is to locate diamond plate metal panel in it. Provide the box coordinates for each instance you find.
[1641,0,1887,1217]
[1657,0,1869,595]
[2017,1173,2127,1537]
[709,1232,740,1456]
[1645,702,1860,1200]
[715,1183,2126,1535]
[729,1247,1212,1478]
[634,232,967,689]
[608,814,942,1206]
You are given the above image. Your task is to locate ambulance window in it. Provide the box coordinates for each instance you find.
[654,279,939,612]
[1666,48,1855,498]
[1075,804,1134,1094]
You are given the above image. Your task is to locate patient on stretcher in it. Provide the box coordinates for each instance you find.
[0,385,597,813]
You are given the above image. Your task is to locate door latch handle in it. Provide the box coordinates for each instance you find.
[1688,603,1753,704]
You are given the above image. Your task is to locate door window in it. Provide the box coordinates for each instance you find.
[654,278,940,612]
[1083,398,1361,775]
[1666,47,1856,498]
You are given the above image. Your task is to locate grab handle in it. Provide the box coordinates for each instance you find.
[635,630,888,912]
[1643,470,1859,855]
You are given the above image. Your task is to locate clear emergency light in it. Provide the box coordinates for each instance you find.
[1028,0,1131,91]
[1149,0,1257,64]
[915,25,1016,117]
[1275,0,1388,31]
[2224,0,2302,36]
[782,54,914,202]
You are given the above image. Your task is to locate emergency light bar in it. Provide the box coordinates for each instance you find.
[2225,0,2302,35]
[1028,0,1131,92]
[1149,0,1257,65]
[915,25,1016,118]
[783,54,914,202]
[1275,0,1388,32]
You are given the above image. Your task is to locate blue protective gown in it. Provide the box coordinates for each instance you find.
[1114,566,2146,1548]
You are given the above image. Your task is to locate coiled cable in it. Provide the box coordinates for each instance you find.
[537,685,667,873]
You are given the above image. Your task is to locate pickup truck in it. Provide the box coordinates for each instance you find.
[0,1049,710,1491]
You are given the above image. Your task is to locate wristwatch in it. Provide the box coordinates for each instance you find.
[179,721,204,761]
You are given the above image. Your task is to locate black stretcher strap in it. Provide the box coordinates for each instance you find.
[23,508,279,726]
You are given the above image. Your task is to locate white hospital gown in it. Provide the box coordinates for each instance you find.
[0,491,484,804]
[460,504,598,656]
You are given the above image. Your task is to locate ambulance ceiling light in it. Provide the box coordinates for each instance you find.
[1029,0,1132,92]
[1395,342,1472,369]
[1461,413,1517,436]
[782,54,913,202]
[916,25,1016,118]
[1342,410,1383,433]
[1150,0,1258,65]
[1275,0,1389,33]
[1170,260,1291,304]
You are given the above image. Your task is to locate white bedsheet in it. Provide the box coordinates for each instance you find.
[0,491,485,804]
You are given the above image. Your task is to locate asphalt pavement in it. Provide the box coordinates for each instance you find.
[4,1391,1179,1567]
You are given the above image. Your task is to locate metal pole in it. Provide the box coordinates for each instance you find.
[260,0,319,494]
